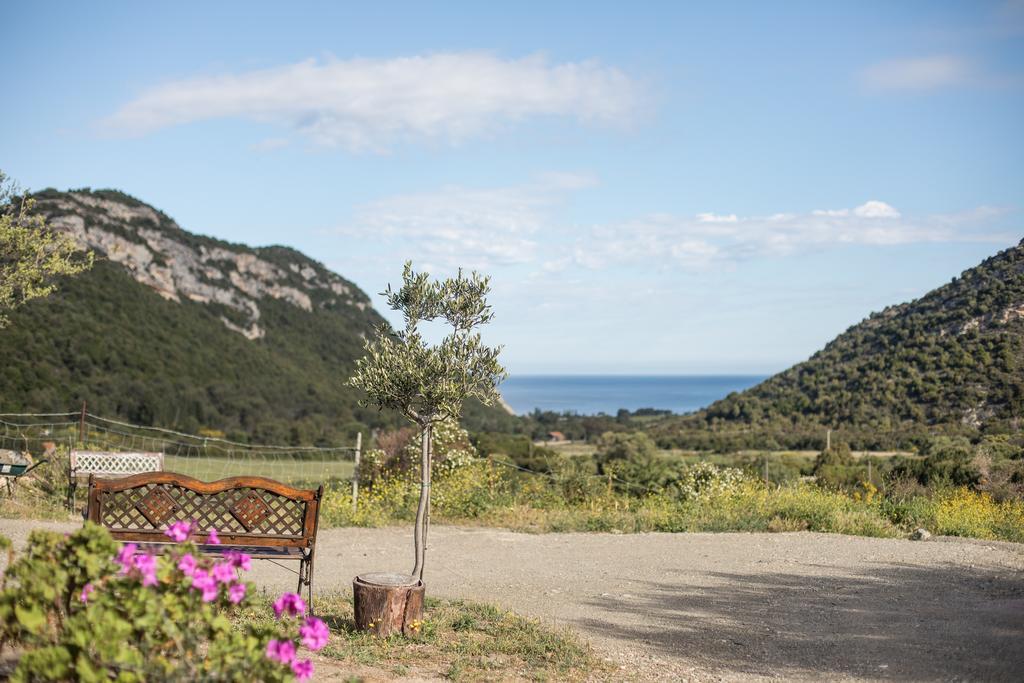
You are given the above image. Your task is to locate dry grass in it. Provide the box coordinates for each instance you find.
[236,592,608,681]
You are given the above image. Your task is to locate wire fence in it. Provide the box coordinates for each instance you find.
[0,411,361,487]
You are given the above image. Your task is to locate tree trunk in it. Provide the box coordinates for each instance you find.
[411,422,432,579]
[353,572,425,637]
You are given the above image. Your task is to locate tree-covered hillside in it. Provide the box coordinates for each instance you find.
[0,189,490,444]
[654,239,1024,450]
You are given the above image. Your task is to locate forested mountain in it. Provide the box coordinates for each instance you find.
[654,239,1024,450]
[0,189,408,443]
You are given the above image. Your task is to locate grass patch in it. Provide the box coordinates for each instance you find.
[882,487,1024,543]
[322,458,1024,544]
[459,483,902,537]
[236,592,606,681]
[0,457,72,521]
[164,454,353,484]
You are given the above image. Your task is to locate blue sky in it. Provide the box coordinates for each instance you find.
[2,1,1022,374]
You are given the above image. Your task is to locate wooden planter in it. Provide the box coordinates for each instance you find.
[353,573,425,637]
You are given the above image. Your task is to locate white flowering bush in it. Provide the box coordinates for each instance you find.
[412,419,477,477]
[673,462,747,501]
[324,419,503,524]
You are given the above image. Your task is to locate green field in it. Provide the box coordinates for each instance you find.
[163,455,354,484]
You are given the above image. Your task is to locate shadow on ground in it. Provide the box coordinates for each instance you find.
[577,561,1024,680]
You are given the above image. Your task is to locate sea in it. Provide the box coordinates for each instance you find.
[499,375,767,416]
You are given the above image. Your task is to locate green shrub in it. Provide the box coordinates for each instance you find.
[881,487,1024,542]
[0,522,328,681]
[919,436,980,486]
[321,441,1022,544]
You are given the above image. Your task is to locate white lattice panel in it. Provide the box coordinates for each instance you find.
[71,450,163,478]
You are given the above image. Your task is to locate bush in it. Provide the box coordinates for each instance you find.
[919,436,979,486]
[0,522,329,681]
[669,462,746,501]
[321,439,1023,544]
[882,487,1024,542]
[471,432,561,473]
[813,442,865,490]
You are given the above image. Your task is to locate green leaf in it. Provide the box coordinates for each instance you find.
[15,604,46,633]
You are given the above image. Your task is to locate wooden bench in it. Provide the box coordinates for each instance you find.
[86,472,323,606]
[69,450,164,509]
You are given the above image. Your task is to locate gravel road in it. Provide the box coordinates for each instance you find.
[2,521,1021,681]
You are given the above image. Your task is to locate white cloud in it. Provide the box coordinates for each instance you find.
[105,53,643,151]
[696,212,738,223]
[336,173,1011,275]
[860,55,973,91]
[852,200,901,219]
[339,173,590,269]
[560,201,1011,271]
[249,137,290,152]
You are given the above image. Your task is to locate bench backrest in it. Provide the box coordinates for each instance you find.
[86,472,322,549]
[71,450,164,478]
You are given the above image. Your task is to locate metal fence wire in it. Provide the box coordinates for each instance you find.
[0,411,360,488]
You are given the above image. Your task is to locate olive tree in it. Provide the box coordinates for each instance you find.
[0,171,93,328]
[348,262,506,580]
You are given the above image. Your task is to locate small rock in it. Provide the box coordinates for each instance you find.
[479,654,510,668]
[910,528,932,541]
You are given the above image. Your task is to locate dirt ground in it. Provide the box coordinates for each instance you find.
[2,520,1021,681]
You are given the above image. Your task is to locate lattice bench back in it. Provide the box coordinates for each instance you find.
[86,472,322,549]
[71,450,164,478]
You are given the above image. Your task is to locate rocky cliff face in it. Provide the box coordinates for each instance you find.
[37,190,370,340]
[0,187,391,441]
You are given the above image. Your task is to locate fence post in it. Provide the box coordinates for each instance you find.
[764,455,769,485]
[488,454,495,496]
[79,402,87,446]
[352,431,362,512]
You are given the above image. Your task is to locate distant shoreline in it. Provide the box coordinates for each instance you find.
[499,374,767,417]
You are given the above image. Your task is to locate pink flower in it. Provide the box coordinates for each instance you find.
[265,639,296,664]
[164,520,192,543]
[272,592,307,619]
[299,616,329,651]
[133,554,159,587]
[177,553,198,577]
[79,583,95,604]
[191,569,219,602]
[206,529,221,545]
[212,562,235,584]
[116,543,137,573]
[228,582,246,604]
[291,659,314,680]
[224,550,252,571]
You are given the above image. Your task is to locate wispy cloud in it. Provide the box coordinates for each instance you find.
[859,55,974,91]
[338,173,597,269]
[104,53,643,151]
[559,201,1012,271]
[337,174,1011,274]
[249,137,290,152]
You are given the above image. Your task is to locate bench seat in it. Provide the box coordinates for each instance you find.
[135,543,307,560]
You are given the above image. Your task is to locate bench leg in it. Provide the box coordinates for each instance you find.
[307,551,315,614]
[297,550,315,615]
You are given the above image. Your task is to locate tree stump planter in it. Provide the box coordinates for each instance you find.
[353,573,425,637]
